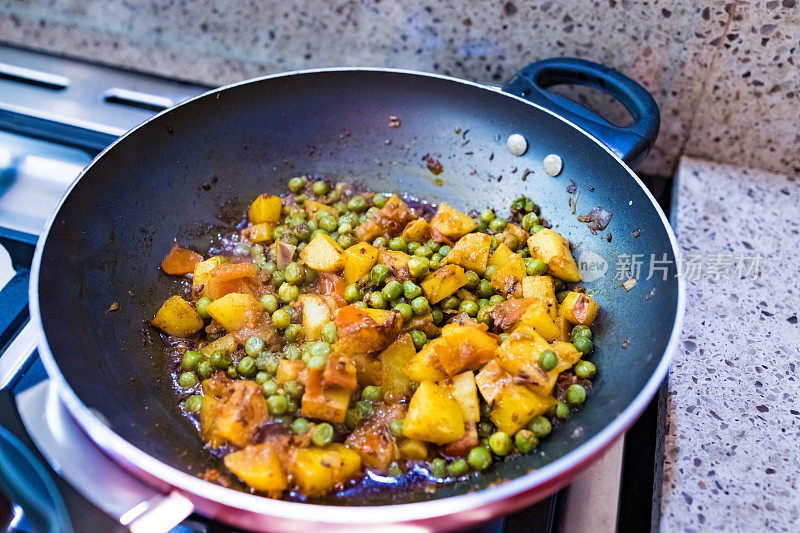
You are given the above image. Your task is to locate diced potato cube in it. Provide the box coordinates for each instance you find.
[380,333,417,399]
[441,421,479,457]
[527,229,581,282]
[488,243,514,268]
[323,353,358,391]
[475,360,514,404]
[496,326,552,386]
[430,204,478,241]
[378,250,413,280]
[487,297,534,331]
[344,404,403,470]
[152,296,204,336]
[521,275,558,317]
[343,242,379,284]
[193,256,226,289]
[420,264,468,304]
[200,334,237,356]
[401,218,430,243]
[490,384,556,434]
[519,301,567,341]
[161,245,203,275]
[203,262,258,300]
[299,294,332,340]
[224,443,288,495]
[352,353,383,387]
[380,195,413,225]
[291,444,362,496]
[404,340,447,382]
[490,252,526,296]
[443,371,480,422]
[305,199,339,220]
[301,386,351,423]
[276,241,296,271]
[201,379,268,447]
[354,217,384,243]
[496,223,528,251]
[403,381,465,445]
[334,305,402,354]
[276,360,306,383]
[301,233,344,272]
[240,222,275,243]
[446,233,491,274]
[558,292,600,325]
[206,293,263,331]
[435,323,497,375]
[399,439,428,460]
[249,194,282,223]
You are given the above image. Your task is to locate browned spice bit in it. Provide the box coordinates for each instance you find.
[632,228,641,238]
[434,178,444,186]
[606,233,612,242]
[497,175,503,182]
[587,185,595,192]
[578,207,613,235]
[489,152,494,161]
[566,179,578,194]
[462,129,470,139]
[522,168,533,181]
[511,166,518,173]
[389,115,401,128]
[108,302,119,312]
[384,139,392,145]
[455,127,462,134]
[461,140,470,147]
[465,151,474,156]
[621,338,630,349]
[422,153,444,175]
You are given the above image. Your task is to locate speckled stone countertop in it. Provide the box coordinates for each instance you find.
[654,157,800,530]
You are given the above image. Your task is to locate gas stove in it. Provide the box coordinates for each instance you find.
[0,45,660,532]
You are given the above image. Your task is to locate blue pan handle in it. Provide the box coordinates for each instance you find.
[503,58,660,168]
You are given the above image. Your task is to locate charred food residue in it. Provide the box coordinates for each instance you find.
[578,207,613,234]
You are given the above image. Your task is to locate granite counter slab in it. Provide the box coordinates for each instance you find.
[655,157,800,531]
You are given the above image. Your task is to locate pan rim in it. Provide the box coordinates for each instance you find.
[29,66,686,524]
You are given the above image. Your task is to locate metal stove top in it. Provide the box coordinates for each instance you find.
[0,44,651,532]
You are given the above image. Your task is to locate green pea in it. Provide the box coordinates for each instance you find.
[284,262,305,285]
[361,385,383,403]
[259,294,278,314]
[195,297,212,320]
[538,350,558,372]
[386,304,410,325]
[490,236,499,250]
[489,218,507,233]
[448,459,469,476]
[337,233,357,249]
[285,324,305,344]
[411,296,430,316]
[178,372,198,389]
[312,180,329,196]
[408,257,430,278]
[373,193,390,208]
[310,341,332,358]
[477,421,495,438]
[319,216,337,233]
[485,265,498,279]
[255,371,270,385]
[286,398,298,413]
[388,237,407,252]
[459,300,479,317]
[237,356,257,378]
[368,292,387,309]
[463,270,480,289]
[521,212,537,231]
[267,394,288,415]
[373,236,388,248]
[272,270,285,287]
[272,309,291,329]
[402,281,422,300]
[489,431,513,456]
[289,215,306,228]
[181,350,203,372]
[347,196,367,212]
[196,360,212,380]
[371,264,390,285]
[283,380,303,399]
[390,419,404,437]
[572,325,592,339]
[573,336,593,354]
[515,429,538,453]
[278,283,299,303]
[319,322,337,344]
[529,416,552,438]
[250,243,265,259]
[414,245,433,258]
[477,307,493,325]
[409,329,427,350]
[426,240,441,253]
[406,241,420,254]
[478,279,494,298]
[382,280,403,301]
[467,447,492,471]
[442,296,459,311]
[429,458,448,479]
[209,349,232,369]
[312,422,334,447]
[567,384,587,405]
[291,417,311,435]
[476,296,490,307]
[574,360,596,379]
[431,308,444,325]
[307,353,327,370]
[262,380,278,396]
[244,337,264,358]
[338,222,353,235]
[439,245,452,257]
[526,258,548,276]
[529,224,544,235]
[288,176,306,193]
[184,394,203,412]
[344,284,362,303]
[480,208,496,223]
[499,333,510,343]
[558,399,572,417]
[226,365,239,379]
[353,301,368,309]
[489,294,505,305]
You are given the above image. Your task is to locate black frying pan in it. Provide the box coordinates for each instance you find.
[29,59,684,531]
